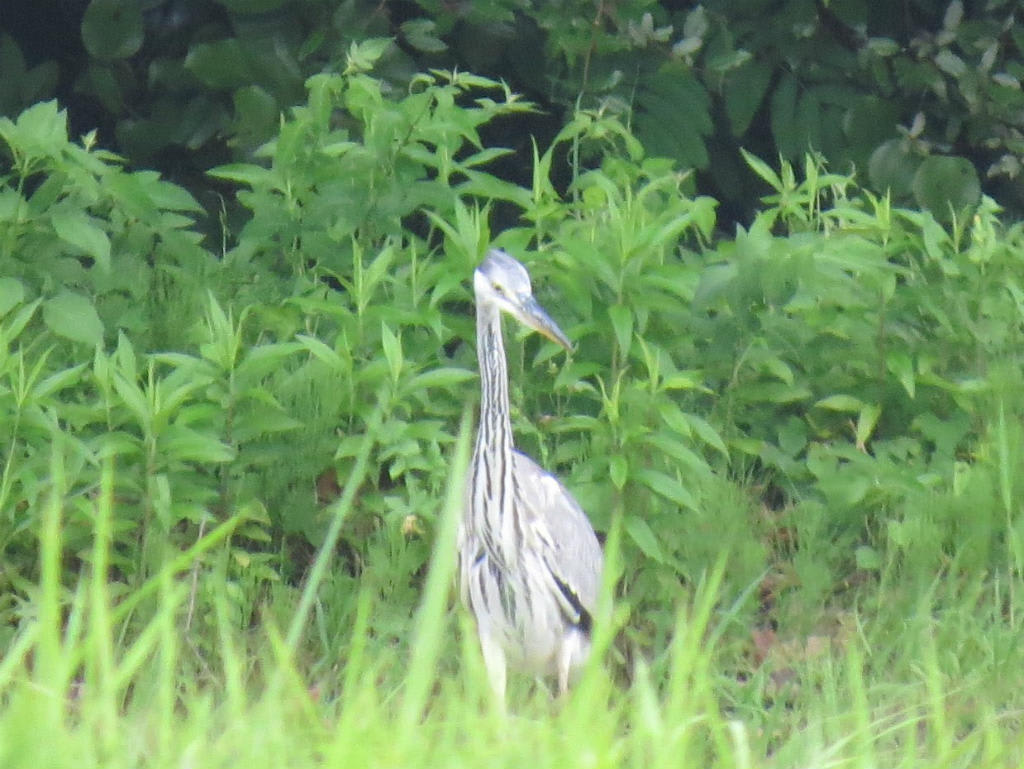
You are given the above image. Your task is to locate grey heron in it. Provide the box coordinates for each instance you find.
[458,249,604,704]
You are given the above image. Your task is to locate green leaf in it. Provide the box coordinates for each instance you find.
[400,19,447,53]
[0,277,25,317]
[131,171,202,212]
[43,291,104,346]
[689,196,718,240]
[234,342,304,381]
[661,371,705,391]
[609,455,628,490]
[607,304,633,357]
[741,148,783,192]
[185,40,251,90]
[868,139,921,198]
[92,430,143,459]
[6,100,68,159]
[321,141,359,158]
[855,545,882,571]
[624,515,666,564]
[865,37,900,57]
[32,363,87,400]
[297,334,346,373]
[725,63,772,136]
[730,437,765,456]
[761,356,794,385]
[856,404,882,448]
[345,38,392,74]
[635,468,698,511]
[934,49,966,78]
[4,299,41,340]
[206,163,277,188]
[162,425,236,463]
[777,417,807,457]
[50,209,111,269]
[81,0,144,60]
[0,34,27,87]
[887,351,915,398]
[405,367,476,391]
[912,155,981,222]
[381,323,403,384]
[112,371,151,429]
[237,523,272,543]
[643,433,709,477]
[770,73,799,159]
[458,171,533,208]
[335,435,365,460]
[845,97,903,153]
[459,148,515,170]
[795,89,822,152]
[361,246,396,302]
[739,382,812,404]
[813,394,864,413]
[686,413,728,459]
[113,330,138,380]
[657,401,693,438]
[634,67,711,167]
[231,85,279,148]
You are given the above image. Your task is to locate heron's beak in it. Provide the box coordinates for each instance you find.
[516,296,572,351]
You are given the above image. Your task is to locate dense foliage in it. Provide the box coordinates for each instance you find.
[5,0,1023,222]
[1,17,1024,769]
[3,37,1023,641]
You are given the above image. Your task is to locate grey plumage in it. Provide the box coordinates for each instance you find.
[458,249,604,703]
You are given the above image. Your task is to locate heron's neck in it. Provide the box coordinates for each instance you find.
[475,301,514,460]
[471,299,521,560]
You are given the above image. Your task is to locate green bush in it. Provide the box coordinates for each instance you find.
[2,48,1023,696]
[7,0,1023,228]
[2,44,1024,766]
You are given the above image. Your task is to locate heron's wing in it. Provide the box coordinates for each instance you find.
[511,451,604,620]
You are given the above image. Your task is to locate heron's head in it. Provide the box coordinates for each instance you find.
[474,249,571,351]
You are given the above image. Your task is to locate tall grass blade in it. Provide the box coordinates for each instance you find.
[35,438,68,730]
[86,456,117,755]
[398,409,472,730]
[285,401,384,652]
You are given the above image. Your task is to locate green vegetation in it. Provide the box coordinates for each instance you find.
[1,38,1023,768]
[6,0,1023,221]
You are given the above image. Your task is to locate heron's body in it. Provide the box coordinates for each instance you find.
[458,249,603,702]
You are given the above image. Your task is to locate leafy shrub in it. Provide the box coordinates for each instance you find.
[0,101,208,346]
[0,54,548,649]
[3,50,1024,676]
[0,101,224,625]
[8,0,1023,229]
